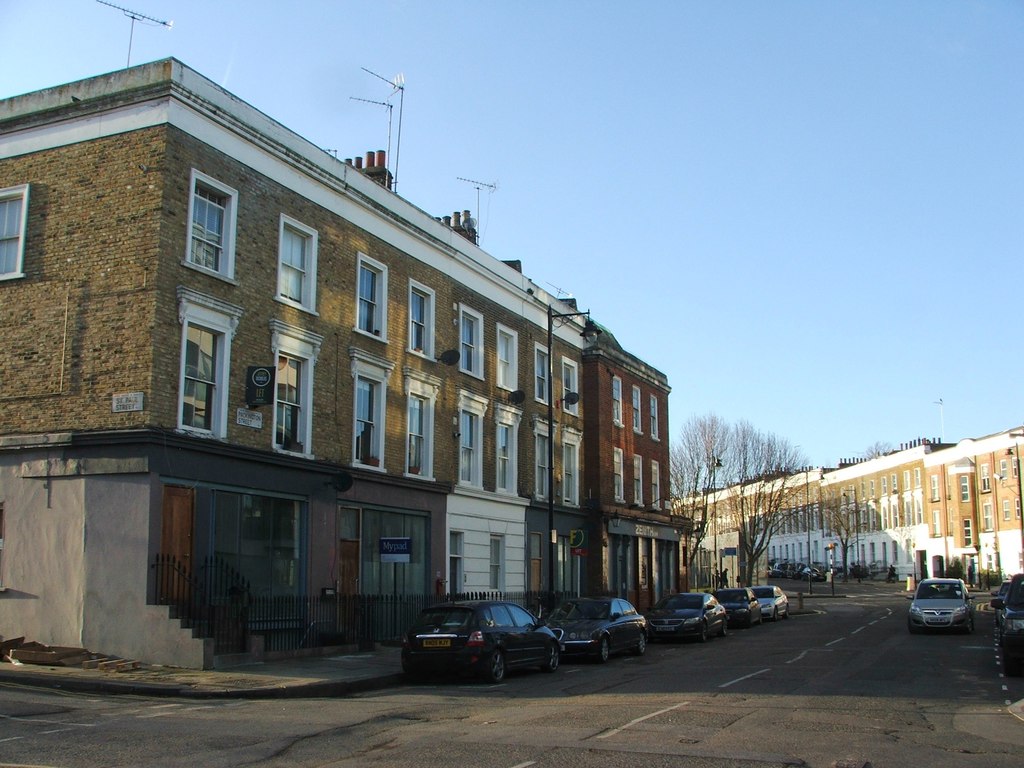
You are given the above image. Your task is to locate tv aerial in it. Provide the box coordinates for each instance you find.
[457,177,498,243]
[96,1,172,69]
[351,68,405,192]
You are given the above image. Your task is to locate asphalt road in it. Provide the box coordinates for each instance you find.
[2,588,1022,768]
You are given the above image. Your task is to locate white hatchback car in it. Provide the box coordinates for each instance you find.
[907,578,974,634]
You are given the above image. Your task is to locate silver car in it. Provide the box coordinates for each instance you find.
[907,578,974,634]
[752,585,790,621]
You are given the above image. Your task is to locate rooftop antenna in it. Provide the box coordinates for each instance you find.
[457,177,498,244]
[96,1,173,69]
[355,68,405,192]
[934,398,945,442]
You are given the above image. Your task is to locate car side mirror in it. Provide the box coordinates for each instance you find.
[992,598,1005,609]
[611,612,622,620]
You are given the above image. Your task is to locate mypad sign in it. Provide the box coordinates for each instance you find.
[379,537,411,563]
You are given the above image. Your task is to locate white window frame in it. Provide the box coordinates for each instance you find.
[186,170,237,280]
[458,390,488,487]
[350,348,395,470]
[930,474,939,501]
[496,324,518,391]
[561,358,579,415]
[562,427,581,506]
[650,460,661,509]
[176,288,242,439]
[633,454,643,505]
[534,419,551,500]
[408,280,435,358]
[270,320,322,456]
[534,344,549,404]
[611,376,623,427]
[981,463,991,492]
[649,394,660,440]
[613,447,624,502]
[982,501,994,531]
[356,253,388,340]
[0,184,29,280]
[489,534,505,590]
[449,531,464,593]
[632,386,642,433]
[277,215,318,312]
[458,304,484,378]
[404,370,439,478]
[494,404,521,495]
[1003,499,1012,522]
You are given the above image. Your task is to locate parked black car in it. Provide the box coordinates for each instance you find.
[645,592,729,642]
[714,587,763,628]
[401,600,560,683]
[991,573,1024,677]
[545,597,647,662]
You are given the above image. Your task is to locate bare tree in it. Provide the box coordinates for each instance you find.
[716,421,807,587]
[860,441,893,460]
[671,414,729,587]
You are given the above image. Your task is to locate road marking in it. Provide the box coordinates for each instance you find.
[596,701,689,739]
[509,762,537,768]
[851,626,866,635]
[826,637,846,646]
[0,714,95,728]
[786,650,808,664]
[719,669,770,688]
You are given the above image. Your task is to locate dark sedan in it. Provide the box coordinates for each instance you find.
[644,592,728,643]
[401,600,560,683]
[714,587,763,628]
[545,597,647,662]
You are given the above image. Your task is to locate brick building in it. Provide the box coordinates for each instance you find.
[0,60,673,666]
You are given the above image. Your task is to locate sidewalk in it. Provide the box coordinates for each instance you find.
[0,644,405,699]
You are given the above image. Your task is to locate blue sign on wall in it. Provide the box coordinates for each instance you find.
[380,537,411,563]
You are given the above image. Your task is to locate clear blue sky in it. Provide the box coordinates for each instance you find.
[3,1,1022,467]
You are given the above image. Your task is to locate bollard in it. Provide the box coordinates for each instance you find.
[798,592,804,610]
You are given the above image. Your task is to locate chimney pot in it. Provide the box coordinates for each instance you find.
[354,156,363,169]
[453,211,462,227]
[443,216,452,227]
[365,151,375,168]
[376,149,386,168]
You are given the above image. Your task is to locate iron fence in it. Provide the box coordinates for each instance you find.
[150,555,575,656]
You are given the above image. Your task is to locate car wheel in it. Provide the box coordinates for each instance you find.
[769,608,777,622]
[718,619,728,638]
[782,607,790,620]
[485,649,506,683]
[696,621,708,643]
[964,617,974,635]
[632,630,647,656]
[1004,656,1023,677]
[541,641,559,673]
[596,635,610,663]
[908,621,921,635]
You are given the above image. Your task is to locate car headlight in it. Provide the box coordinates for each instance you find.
[952,606,967,618]
[736,608,748,613]
[682,617,699,626]
[1006,617,1024,632]
[910,605,923,616]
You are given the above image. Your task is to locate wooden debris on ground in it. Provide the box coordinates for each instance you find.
[1,636,140,671]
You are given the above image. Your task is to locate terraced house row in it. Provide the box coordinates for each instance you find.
[707,430,1024,587]
[0,60,673,668]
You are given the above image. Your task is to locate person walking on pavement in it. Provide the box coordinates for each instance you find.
[886,564,896,583]
[967,561,975,589]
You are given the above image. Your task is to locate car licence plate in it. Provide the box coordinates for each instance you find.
[422,638,451,648]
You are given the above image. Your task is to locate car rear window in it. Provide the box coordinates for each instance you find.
[716,590,746,601]
[415,607,476,629]
[752,587,775,598]
[659,595,703,610]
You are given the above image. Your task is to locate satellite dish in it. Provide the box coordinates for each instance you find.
[507,389,526,405]
[330,471,354,492]
[563,392,580,406]
[437,349,460,366]
[464,216,477,230]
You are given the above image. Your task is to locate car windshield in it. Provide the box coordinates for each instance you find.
[656,594,703,610]
[751,587,775,598]
[915,583,963,600]
[549,600,609,621]
[414,606,476,629]
[716,590,746,601]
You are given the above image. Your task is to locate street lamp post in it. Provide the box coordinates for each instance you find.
[1009,431,1024,573]
[546,304,601,612]
[709,457,722,588]
[805,472,813,595]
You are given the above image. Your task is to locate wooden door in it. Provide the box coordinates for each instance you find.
[338,540,360,596]
[159,486,195,603]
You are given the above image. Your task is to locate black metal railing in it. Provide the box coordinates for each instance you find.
[150,555,576,656]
